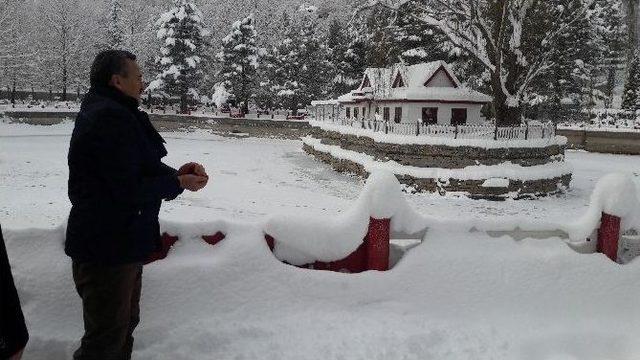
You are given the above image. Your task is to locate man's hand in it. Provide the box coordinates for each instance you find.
[177,162,208,192]
[178,174,208,192]
[178,162,207,177]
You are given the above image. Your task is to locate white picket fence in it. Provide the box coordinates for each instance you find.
[324,118,556,141]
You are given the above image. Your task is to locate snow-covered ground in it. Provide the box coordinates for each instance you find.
[2,119,639,229]
[2,119,640,359]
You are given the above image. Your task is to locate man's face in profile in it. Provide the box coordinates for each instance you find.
[111,59,144,102]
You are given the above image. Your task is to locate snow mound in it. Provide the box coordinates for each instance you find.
[265,170,422,265]
[567,173,640,242]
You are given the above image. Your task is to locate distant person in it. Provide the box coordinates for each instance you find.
[65,50,209,360]
[0,224,29,360]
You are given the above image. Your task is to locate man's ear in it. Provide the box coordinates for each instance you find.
[109,74,121,89]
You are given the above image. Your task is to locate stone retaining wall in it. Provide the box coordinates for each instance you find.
[311,127,566,169]
[2,111,312,139]
[303,143,571,200]
[557,128,640,155]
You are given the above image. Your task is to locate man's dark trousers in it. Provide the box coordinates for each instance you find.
[72,262,142,360]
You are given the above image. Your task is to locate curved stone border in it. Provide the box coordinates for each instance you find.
[313,127,565,168]
[303,136,572,200]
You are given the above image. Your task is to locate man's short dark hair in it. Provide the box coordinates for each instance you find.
[90,50,137,87]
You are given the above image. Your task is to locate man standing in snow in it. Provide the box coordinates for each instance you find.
[65,50,208,360]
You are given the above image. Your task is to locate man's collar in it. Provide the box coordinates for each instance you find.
[92,85,139,112]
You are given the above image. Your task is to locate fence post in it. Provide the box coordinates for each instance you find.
[384,120,388,134]
[597,212,621,262]
[494,124,498,140]
[416,120,420,136]
[525,123,529,140]
[454,125,459,139]
[366,217,390,271]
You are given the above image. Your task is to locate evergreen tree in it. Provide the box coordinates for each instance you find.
[594,0,627,108]
[108,0,124,49]
[622,51,640,114]
[217,13,258,114]
[271,12,303,113]
[148,0,210,114]
[325,20,351,98]
[389,0,450,65]
[297,14,331,104]
[342,24,369,91]
[254,45,278,110]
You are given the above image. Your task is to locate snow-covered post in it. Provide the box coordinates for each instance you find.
[597,213,621,262]
[576,173,640,263]
[366,217,390,271]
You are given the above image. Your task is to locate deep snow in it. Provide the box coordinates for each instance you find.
[1,119,640,360]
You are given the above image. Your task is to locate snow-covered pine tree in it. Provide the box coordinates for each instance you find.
[217,13,258,114]
[254,45,278,110]
[297,13,331,105]
[389,0,450,65]
[148,0,210,114]
[325,20,351,98]
[342,24,369,92]
[271,12,303,113]
[593,0,627,108]
[108,0,124,49]
[622,51,640,116]
[531,0,601,123]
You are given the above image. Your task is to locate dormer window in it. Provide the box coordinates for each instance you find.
[392,73,405,88]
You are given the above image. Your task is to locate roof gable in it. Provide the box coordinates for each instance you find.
[392,72,405,88]
[360,74,371,89]
[423,66,458,88]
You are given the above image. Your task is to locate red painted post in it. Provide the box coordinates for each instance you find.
[202,231,226,246]
[366,217,390,271]
[597,212,621,262]
[145,232,179,264]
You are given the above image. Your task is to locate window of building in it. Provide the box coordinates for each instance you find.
[421,107,438,125]
[383,107,390,121]
[354,107,359,119]
[451,108,467,126]
[394,107,402,123]
[346,107,351,118]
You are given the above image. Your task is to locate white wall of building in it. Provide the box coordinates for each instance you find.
[342,102,484,125]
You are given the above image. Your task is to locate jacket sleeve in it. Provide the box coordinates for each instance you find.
[90,112,183,207]
[159,163,184,201]
[0,225,29,358]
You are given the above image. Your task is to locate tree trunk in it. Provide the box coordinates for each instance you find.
[10,79,16,105]
[490,72,522,126]
[628,0,639,59]
[180,94,188,114]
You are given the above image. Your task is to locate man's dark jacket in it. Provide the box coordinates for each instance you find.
[65,86,183,265]
[0,225,29,358]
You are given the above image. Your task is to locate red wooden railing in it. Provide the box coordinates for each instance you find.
[147,217,391,273]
